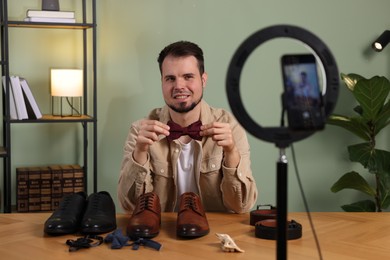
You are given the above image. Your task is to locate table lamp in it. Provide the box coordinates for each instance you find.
[51,69,83,117]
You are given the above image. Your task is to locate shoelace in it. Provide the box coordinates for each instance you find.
[88,193,112,213]
[57,195,76,212]
[138,193,155,211]
[183,194,199,211]
[90,194,101,211]
[66,235,103,252]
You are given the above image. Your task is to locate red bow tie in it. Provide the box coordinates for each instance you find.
[166,120,202,141]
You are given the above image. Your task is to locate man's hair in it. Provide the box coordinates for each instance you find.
[157,41,204,75]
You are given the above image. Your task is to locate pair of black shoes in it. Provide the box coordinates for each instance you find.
[44,191,116,235]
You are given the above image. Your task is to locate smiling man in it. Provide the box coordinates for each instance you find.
[118,41,258,239]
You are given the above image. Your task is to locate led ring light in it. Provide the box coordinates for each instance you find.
[226,25,339,147]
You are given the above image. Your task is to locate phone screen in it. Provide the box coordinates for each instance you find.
[281,54,325,130]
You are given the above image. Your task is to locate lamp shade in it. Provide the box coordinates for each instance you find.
[51,69,83,97]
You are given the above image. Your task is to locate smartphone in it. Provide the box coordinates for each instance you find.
[281,54,325,131]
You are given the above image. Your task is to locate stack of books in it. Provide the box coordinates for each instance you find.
[16,164,85,212]
[2,75,42,120]
[24,9,75,23]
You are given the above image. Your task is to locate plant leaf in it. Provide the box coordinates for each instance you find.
[379,173,390,210]
[348,143,390,174]
[327,115,371,141]
[341,73,365,91]
[374,100,390,134]
[341,200,376,212]
[353,105,363,116]
[352,76,390,121]
[330,171,376,196]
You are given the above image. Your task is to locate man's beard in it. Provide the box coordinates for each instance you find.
[167,94,203,113]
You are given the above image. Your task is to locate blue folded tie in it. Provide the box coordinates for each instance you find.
[104,229,129,249]
[104,229,162,251]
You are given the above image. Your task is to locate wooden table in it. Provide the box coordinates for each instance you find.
[0,212,389,259]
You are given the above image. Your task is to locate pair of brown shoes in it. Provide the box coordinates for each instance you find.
[127,191,209,239]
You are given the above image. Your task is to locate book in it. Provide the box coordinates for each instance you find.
[24,17,76,23]
[16,164,85,212]
[16,167,29,212]
[61,165,74,196]
[26,9,75,19]
[40,166,52,211]
[10,75,28,120]
[28,167,41,212]
[49,165,63,210]
[20,78,43,119]
[2,76,18,119]
[72,164,85,193]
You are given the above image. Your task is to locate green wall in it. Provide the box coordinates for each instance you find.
[4,0,390,212]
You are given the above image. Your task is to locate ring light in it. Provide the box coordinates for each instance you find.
[226,25,339,148]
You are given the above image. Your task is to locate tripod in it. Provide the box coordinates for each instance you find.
[276,147,288,260]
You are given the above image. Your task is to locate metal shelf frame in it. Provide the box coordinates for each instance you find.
[0,0,98,213]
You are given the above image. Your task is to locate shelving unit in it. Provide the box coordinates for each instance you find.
[0,0,97,213]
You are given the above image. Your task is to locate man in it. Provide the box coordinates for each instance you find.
[295,71,311,98]
[118,41,257,217]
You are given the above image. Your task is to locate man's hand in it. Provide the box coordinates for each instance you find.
[133,120,170,164]
[200,122,240,168]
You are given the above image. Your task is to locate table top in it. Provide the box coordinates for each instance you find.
[0,212,389,259]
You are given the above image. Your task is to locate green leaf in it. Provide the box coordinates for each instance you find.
[331,171,376,196]
[332,73,390,212]
[348,143,390,174]
[341,200,376,212]
[348,143,373,169]
[379,174,390,209]
[352,76,390,121]
[327,115,371,141]
[374,100,390,134]
[341,73,365,91]
[353,105,363,116]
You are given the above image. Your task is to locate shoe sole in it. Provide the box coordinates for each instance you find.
[82,225,117,235]
[127,231,159,240]
[45,228,78,235]
[177,229,210,238]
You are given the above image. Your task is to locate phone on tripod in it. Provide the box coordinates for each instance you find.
[281,54,325,131]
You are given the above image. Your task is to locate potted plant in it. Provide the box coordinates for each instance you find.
[327,73,390,212]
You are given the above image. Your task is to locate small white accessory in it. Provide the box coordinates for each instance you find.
[215,233,245,253]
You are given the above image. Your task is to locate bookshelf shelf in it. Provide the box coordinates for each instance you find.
[0,0,98,213]
[9,114,95,123]
[5,21,94,29]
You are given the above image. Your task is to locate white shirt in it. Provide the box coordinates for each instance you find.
[176,139,199,198]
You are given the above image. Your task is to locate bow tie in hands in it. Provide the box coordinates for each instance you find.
[166,120,202,141]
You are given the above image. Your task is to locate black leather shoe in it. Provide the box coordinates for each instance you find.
[81,191,117,234]
[44,191,86,235]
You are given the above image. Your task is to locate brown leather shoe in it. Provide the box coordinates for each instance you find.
[177,192,210,238]
[127,192,161,239]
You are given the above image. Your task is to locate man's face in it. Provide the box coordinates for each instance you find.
[161,55,207,113]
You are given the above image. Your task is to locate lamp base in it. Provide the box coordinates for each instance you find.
[51,96,82,117]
